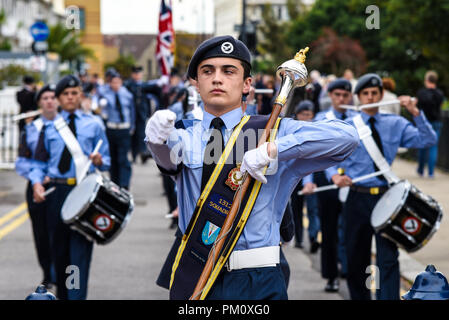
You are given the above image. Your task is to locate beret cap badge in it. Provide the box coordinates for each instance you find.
[221,42,234,54]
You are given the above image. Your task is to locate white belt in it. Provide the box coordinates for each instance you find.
[226,246,280,272]
[106,122,130,130]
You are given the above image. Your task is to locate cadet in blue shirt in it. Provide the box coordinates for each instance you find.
[301,78,358,293]
[329,74,437,300]
[15,84,58,289]
[145,36,359,300]
[101,72,135,189]
[288,100,320,252]
[125,66,162,163]
[31,75,110,300]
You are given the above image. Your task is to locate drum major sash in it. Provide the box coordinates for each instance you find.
[169,115,282,300]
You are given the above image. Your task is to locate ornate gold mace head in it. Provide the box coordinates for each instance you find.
[275,47,309,106]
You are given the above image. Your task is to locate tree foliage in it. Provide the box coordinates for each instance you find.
[257,0,449,95]
[47,23,95,66]
[104,54,136,79]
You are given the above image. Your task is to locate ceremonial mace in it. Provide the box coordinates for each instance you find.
[190,47,310,300]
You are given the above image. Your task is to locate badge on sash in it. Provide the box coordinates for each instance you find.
[225,164,243,191]
[201,221,221,246]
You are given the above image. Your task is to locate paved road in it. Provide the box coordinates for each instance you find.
[1,157,445,299]
[0,160,344,300]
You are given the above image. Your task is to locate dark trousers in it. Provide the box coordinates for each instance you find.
[46,183,94,300]
[344,190,400,300]
[107,128,132,189]
[131,118,149,161]
[207,265,288,300]
[318,188,343,280]
[25,182,54,284]
[291,183,320,244]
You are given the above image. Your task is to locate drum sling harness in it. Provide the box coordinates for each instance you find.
[352,114,399,184]
[54,116,88,185]
[169,115,282,300]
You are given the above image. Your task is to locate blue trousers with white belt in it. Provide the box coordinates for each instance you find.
[46,183,94,300]
[344,190,400,300]
[206,265,288,300]
[107,128,132,189]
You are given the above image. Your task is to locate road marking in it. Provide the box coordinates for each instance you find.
[0,212,29,240]
[0,202,27,227]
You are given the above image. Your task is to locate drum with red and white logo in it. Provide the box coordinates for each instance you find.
[61,173,134,245]
[371,180,443,252]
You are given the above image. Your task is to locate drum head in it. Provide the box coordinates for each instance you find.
[61,174,102,222]
[371,181,410,228]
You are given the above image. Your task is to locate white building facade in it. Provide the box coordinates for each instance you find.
[0,0,64,52]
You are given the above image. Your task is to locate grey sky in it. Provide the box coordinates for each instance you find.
[100,0,214,34]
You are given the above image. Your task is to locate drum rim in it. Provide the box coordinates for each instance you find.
[376,182,444,252]
[371,180,410,231]
[61,174,102,223]
[97,191,135,245]
[406,205,443,252]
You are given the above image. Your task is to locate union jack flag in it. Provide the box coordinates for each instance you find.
[156,0,175,76]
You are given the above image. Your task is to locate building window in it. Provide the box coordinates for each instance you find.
[79,7,86,30]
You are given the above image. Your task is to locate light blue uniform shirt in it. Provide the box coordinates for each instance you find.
[102,86,135,130]
[303,106,358,185]
[148,107,359,251]
[29,109,111,185]
[169,101,184,122]
[325,110,437,187]
[15,116,54,180]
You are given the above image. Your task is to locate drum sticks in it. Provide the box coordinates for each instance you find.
[78,139,103,182]
[298,170,389,195]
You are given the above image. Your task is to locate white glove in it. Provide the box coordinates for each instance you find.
[240,142,277,184]
[145,110,176,144]
[157,75,169,87]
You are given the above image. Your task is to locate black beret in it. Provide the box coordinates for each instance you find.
[328,78,352,93]
[187,35,251,79]
[23,75,35,85]
[131,65,143,73]
[110,71,121,79]
[35,84,56,103]
[354,73,383,94]
[105,67,117,78]
[55,75,81,97]
[295,100,314,114]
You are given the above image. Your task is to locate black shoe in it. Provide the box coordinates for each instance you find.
[310,240,320,254]
[325,278,339,292]
[41,280,55,291]
[141,152,152,164]
[295,242,303,249]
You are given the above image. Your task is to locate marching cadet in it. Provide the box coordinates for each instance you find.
[289,100,320,252]
[145,35,359,300]
[329,73,437,300]
[16,75,38,132]
[101,72,135,190]
[125,65,161,164]
[302,79,357,292]
[15,84,58,289]
[29,75,110,300]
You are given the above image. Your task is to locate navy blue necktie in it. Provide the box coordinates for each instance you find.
[58,113,76,174]
[115,93,125,122]
[34,124,49,162]
[201,117,225,190]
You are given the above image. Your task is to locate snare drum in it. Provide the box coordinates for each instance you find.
[371,180,443,252]
[61,173,134,245]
